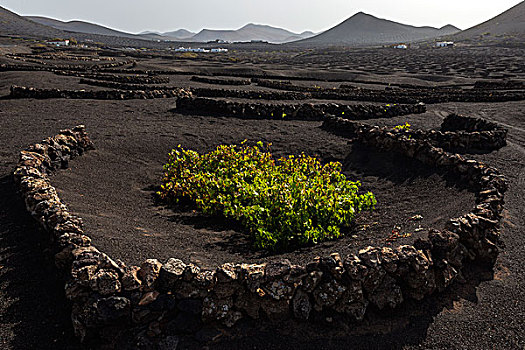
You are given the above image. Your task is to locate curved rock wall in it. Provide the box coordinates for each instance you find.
[0,60,133,72]
[255,79,329,92]
[256,79,525,104]
[434,114,508,151]
[54,71,169,84]
[191,76,251,86]
[14,121,506,347]
[191,88,308,100]
[79,79,311,100]
[173,97,426,120]
[473,80,525,90]
[322,114,508,153]
[9,85,191,100]
[6,53,118,63]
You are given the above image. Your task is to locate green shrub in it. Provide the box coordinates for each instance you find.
[158,142,376,251]
[393,122,411,131]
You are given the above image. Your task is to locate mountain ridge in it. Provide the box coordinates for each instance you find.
[23,16,315,43]
[296,12,460,46]
[452,0,525,42]
[27,16,150,40]
[187,23,316,43]
[3,4,524,47]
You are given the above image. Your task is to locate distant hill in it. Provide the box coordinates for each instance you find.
[26,16,162,41]
[0,7,64,38]
[452,1,525,42]
[162,29,195,40]
[139,30,161,35]
[297,12,460,46]
[0,6,179,48]
[21,15,312,44]
[189,23,316,43]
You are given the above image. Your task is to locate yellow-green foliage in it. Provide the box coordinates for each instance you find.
[159,142,376,251]
[393,122,411,131]
[180,52,198,59]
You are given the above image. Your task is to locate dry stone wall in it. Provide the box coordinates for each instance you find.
[473,80,525,90]
[191,76,251,86]
[14,120,507,347]
[0,60,133,72]
[54,71,169,84]
[255,79,330,92]
[79,79,310,100]
[173,97,426,120]
[256,79,525,104]
[315,87,525,104]
[322,114,508,153]
[9,85,191,100]
[6,54,118,64]
[435,114,508,151]
[191,88,308,100]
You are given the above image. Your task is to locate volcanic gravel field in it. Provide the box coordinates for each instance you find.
[0,43,524,350]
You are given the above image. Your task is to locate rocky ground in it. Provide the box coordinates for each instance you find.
[0,42,524,349]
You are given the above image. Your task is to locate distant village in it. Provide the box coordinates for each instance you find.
[172,47,228,53]
[391,41,455,49]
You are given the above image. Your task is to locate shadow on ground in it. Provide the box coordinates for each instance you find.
[0,175,86,349]
[0,166,494,350]
[203,264,494,350]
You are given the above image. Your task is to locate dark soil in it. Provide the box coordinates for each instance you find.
[49,110,474,268]
[1,42,524,350]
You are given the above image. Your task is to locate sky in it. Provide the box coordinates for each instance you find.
[1,0,523,34]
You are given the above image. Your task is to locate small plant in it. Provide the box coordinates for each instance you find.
[180,52,198,59]
[393,122,411,131]
[158,142,376,251]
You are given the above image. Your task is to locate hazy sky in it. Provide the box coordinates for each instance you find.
[1,0,523,34]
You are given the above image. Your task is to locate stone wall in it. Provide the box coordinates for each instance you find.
[473,80,525,90]
[54,71,170,84]
[6,53,118,63]
[191,88,308,100]
[0,60,133,72]
[316,87,525,104]
[101,68,195,76]
[9,85,191,100]
[174,96,427,120]
[322,114,508,153]
[441,113,506,133]
[79,79,311,100]
[191,76,251,86]
[436,114,508,151]
[255,79,525,104]
[76,79,525,104]
[255,79,328,92]
[14,121,506,347]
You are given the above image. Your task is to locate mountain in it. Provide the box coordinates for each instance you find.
[0,6,64,38]
[162,29,195,40]
[139,30,161,35]
[26,16,160,41]
[0,5,180,48]
[297,12,460,46]
[21,15,311,44]
[189,23,315,43]
[140,29,195,40]
[452,1,525,42]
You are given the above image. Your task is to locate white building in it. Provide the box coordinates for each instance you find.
[436,41,454,47]
[394,44,408,49]
[47,40,70,47]
[174,47,228,53]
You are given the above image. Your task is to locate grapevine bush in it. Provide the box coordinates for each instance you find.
[158,142,376,251]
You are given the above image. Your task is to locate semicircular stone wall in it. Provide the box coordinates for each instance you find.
[13,116,507,347]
